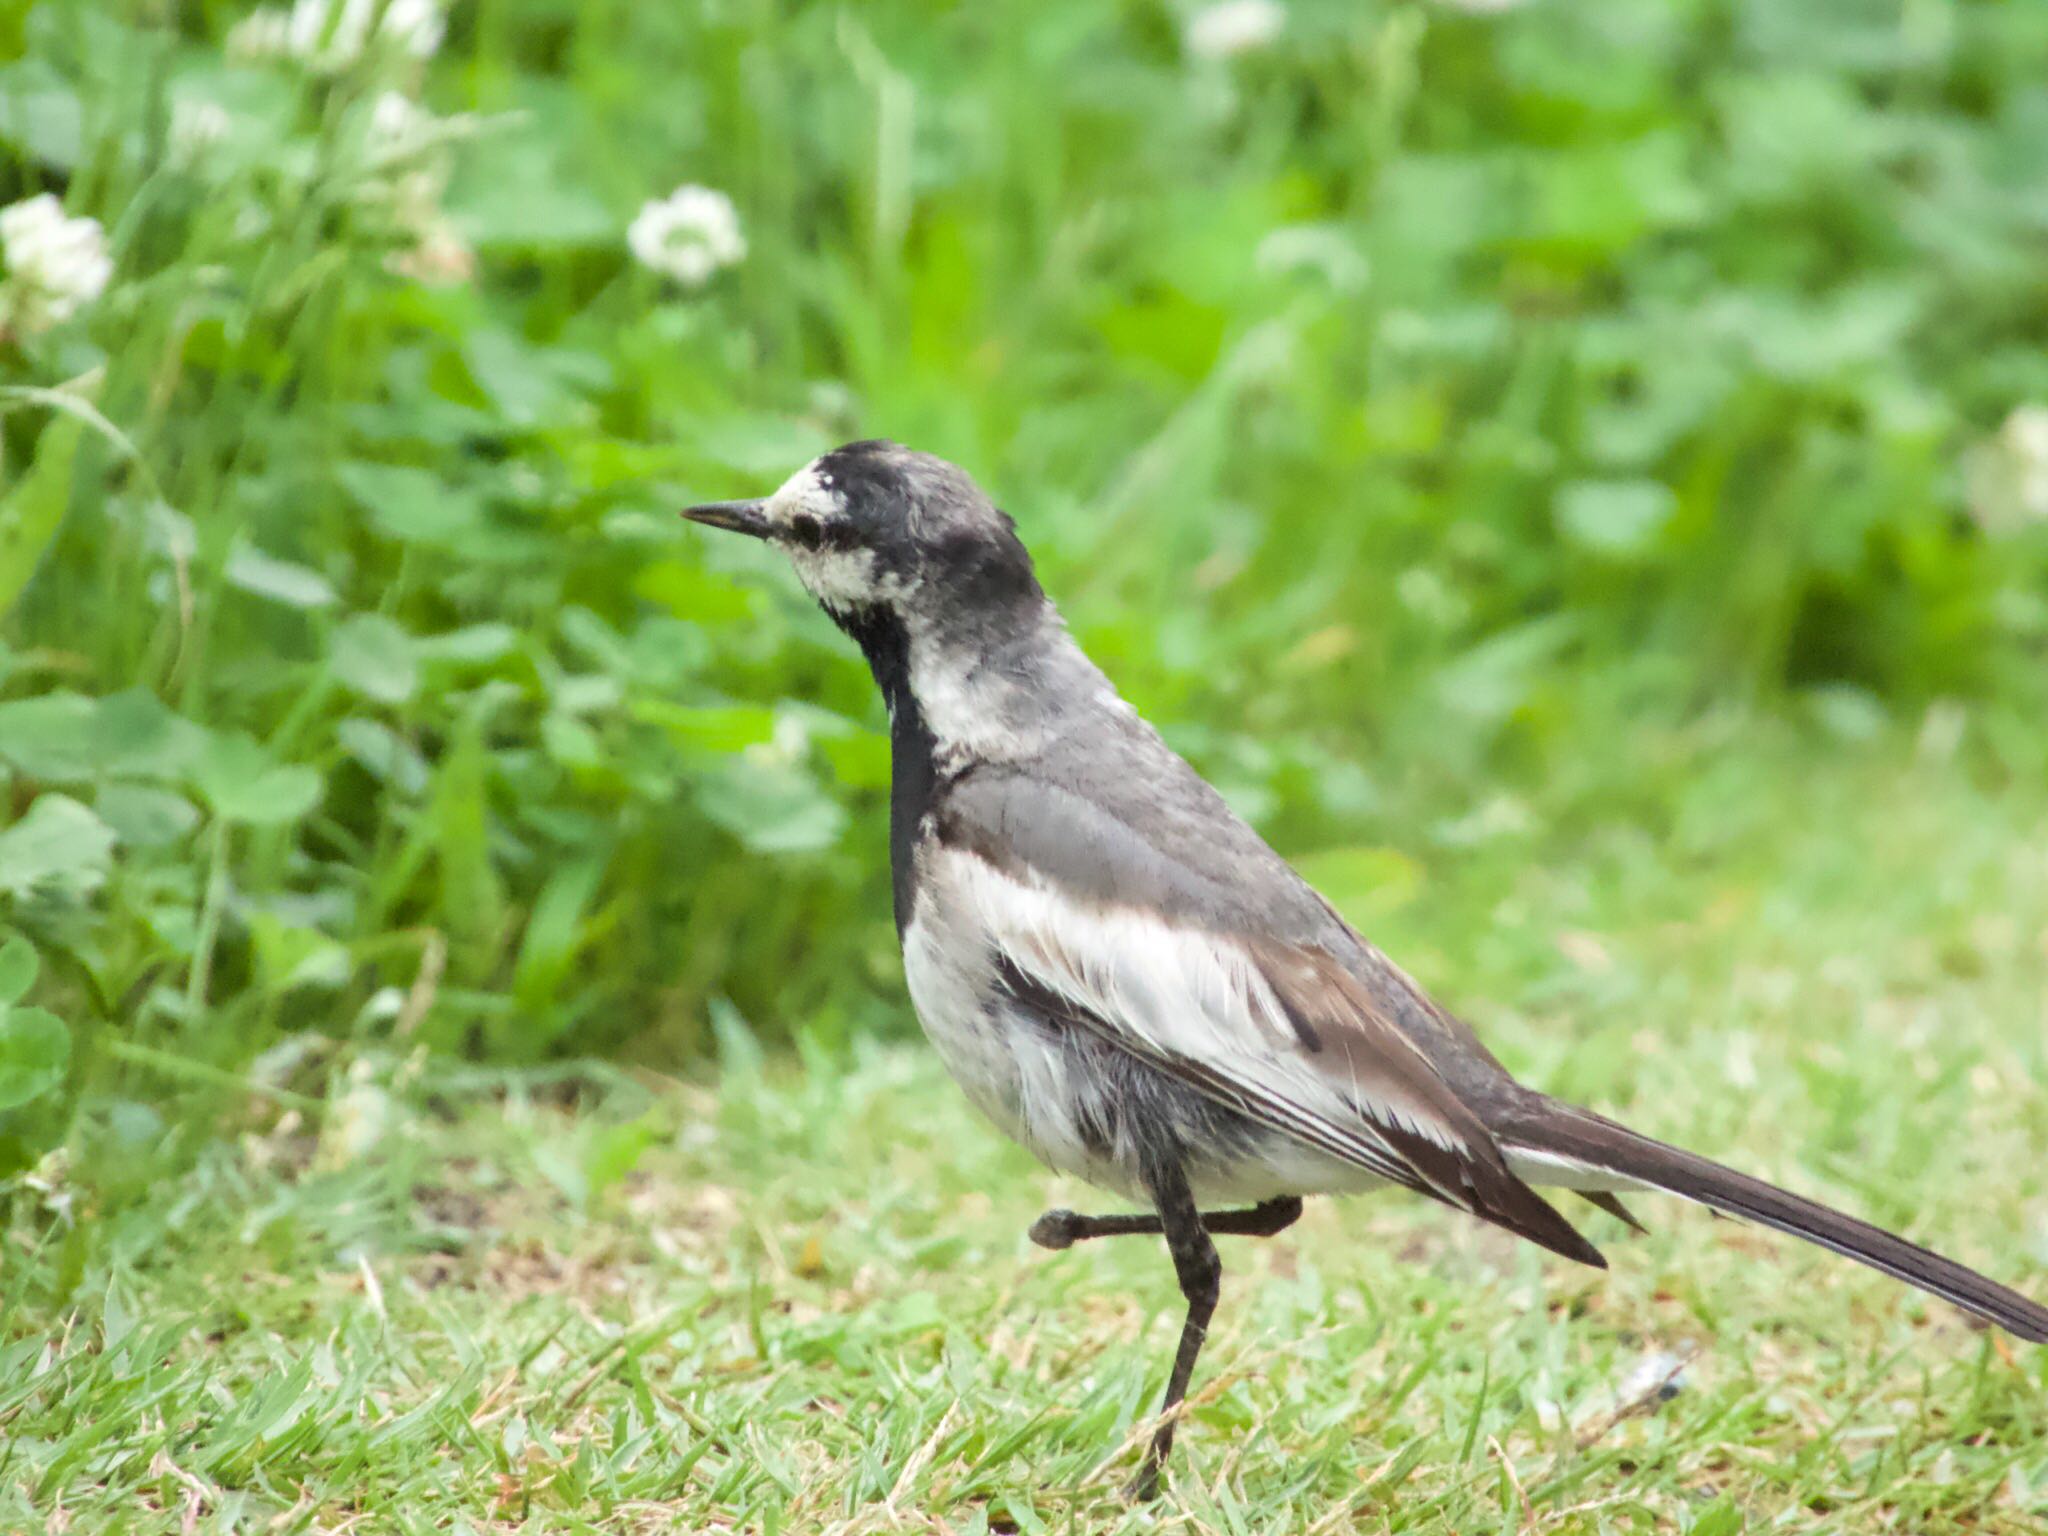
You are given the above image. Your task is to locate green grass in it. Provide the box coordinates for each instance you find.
[7,745,2045,1533]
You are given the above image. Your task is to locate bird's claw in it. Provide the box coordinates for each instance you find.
[1029,1209,1080,1250]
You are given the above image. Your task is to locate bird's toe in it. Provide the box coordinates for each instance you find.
[1029,1210,1080,1249]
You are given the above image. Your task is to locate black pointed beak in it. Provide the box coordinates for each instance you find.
[681,498,772,539]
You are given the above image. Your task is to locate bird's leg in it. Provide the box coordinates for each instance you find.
[1125,1153,1222,1502]
[1028,1195,1301,1250]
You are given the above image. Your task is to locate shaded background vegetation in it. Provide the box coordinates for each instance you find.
[4,0,2048,1183]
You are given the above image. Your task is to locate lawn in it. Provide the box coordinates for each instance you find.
[6,742,2045,1533]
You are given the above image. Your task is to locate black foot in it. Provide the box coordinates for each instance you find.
[1029,1209,1082,1250]
[1029,1196,1303,1251]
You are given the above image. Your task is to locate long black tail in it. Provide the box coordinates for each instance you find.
[1494,1097,2048,1343]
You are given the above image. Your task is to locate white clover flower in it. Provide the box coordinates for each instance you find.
[170,99,233,160]
[1186,0,1285,61]
[368,89,433,154]
[1965,404,2048,535]
[0,194,113,334]
[226,6,294,59]
[628,185,746,288]
[284,0,444,68]
[363,90,477,165]
[378,0,446,57]
[287,0,370,64]
[2005,404,2048,519]
[347,90,477,286]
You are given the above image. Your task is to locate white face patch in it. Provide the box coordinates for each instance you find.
[761,457,896,610]
[762,459,844,530]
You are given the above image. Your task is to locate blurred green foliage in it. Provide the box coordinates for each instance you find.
[2,0,2048,1170]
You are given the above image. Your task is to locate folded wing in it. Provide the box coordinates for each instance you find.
[943,839,1603,1267]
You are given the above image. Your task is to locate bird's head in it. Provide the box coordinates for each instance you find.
[682,440,1043,630]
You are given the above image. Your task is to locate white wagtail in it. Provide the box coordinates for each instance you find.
[684,440,2048,1497]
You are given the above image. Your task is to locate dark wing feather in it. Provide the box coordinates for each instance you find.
[937,770,1602,1267]
[1246,936,1604,1266]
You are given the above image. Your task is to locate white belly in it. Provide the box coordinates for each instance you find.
[899,851,1390,1205]
[900,877,1122,1190]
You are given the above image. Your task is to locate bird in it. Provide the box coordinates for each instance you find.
[683,439,2048,1498]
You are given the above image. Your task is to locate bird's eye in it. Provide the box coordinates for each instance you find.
[787,514,825,550]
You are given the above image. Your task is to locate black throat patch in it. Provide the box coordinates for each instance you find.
[829,603,938,937]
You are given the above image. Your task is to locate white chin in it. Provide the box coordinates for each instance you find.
[793,546,886,609]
